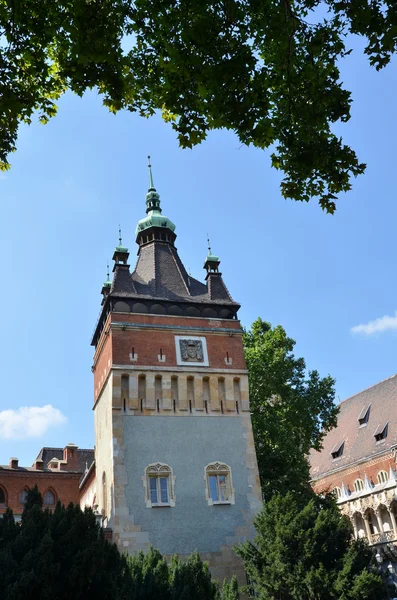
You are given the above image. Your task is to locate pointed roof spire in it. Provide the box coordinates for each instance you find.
[104,263,111,286]
[148,155,155,191]
[204,234,220,273]
[115,226,128,253]
[101,262,112,300]
[136,155,176,239]
[340,482,350,500]
[389,466,396,483]
[145,155,162,215]
[113,226,130,267]
[364,473,373,492]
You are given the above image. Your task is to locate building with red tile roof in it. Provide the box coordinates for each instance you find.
[310,374,397,562]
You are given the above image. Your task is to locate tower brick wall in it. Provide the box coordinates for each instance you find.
[92,164,262,586]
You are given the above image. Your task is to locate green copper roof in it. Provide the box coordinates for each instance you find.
[135,157,176,236]
[204,237,219,266]
[115,244,128,253]
[115,228,129,253]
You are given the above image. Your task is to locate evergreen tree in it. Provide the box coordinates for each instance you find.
[0,486,130,600]
[237,493,387,600]
[125,547,170,600]
[221,576,239,600]
[169,551,220,600]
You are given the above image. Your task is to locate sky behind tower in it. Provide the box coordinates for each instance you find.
[1,36,397,465]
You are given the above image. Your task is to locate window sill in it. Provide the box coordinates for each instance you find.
[207,498,235,506]
[146,501,175,508]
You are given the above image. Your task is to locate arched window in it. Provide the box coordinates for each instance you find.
[378,470,389,484]
[0,486,6,506]
[354,479,364,492]
[43,489,56,506]
[333,486,342,499]
[19,489,29,505]
[102,472,107,517]
[205,462,235,505]
[144,463,174,507]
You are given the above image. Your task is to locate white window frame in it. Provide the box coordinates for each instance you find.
[143,463,175,508]
[333,486,342,499]
[378,470,389,484]
[354,478,364,492]
[204,462,235,506]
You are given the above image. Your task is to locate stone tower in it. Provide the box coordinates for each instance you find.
[91,161,262,582]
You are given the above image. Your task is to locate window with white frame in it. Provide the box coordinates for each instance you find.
[333,486,342,499]
[144,463,175,507]
[378,470,389,484]
[354,478,364,492]
[205,462,235,505]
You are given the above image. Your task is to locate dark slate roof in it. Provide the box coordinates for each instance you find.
[310,374,397,480]
[110,241,237,306]
[34,447,95,473]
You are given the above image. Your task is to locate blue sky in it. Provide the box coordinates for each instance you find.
[1,38,397,465]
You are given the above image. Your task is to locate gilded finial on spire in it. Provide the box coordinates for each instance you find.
[106,263,110,281]
[148,155,155,190]
[119,225,122,247]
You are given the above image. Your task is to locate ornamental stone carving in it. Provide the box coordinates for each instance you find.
[179,339,204,362]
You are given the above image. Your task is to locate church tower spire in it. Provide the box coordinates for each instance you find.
[135,156,176,245]
[145,155,161,214]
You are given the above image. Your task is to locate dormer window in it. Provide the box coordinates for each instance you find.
[358,404,371,426]
[374,422,388,442]
[331,441,344,460]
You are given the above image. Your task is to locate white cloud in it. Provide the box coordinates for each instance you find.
[0,405,67,440]
[351,311,397,335]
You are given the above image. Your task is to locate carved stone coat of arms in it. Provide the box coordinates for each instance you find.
[179,339,204,362]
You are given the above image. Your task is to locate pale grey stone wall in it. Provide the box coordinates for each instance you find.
[123,415,255,555]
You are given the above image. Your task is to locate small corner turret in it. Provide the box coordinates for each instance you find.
[204,236,221,278]
[112,228,130,268]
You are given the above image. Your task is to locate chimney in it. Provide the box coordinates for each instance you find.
[34,459,44,470]
[9,458,18,469]
[63,442,79,471]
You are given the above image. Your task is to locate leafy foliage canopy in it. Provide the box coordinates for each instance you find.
[1,0,397,210]
[243,318,338,499]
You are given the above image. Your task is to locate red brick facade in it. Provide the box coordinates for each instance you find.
[0,468,81,516]
[93,312,246,402]
[312,452,395,496]
[0,445,94,516]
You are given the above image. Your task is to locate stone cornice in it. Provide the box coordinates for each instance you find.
[110,321,243,335]
[111,364,248,375]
